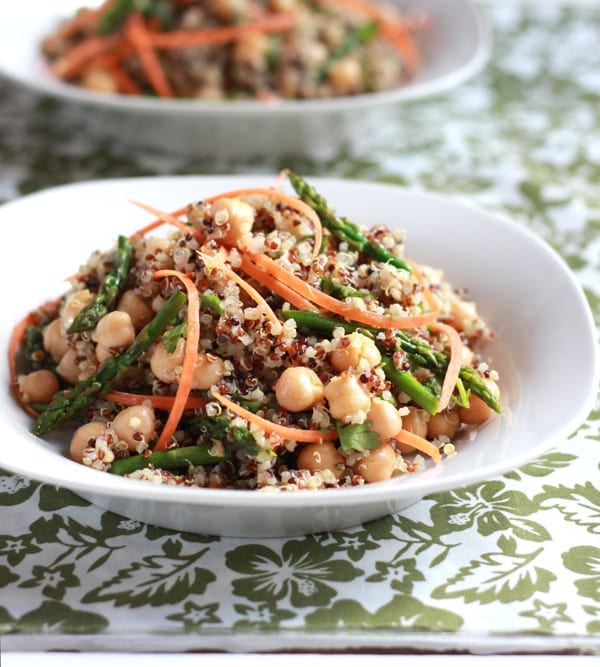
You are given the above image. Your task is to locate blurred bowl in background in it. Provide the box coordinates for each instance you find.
[0,0,491,159]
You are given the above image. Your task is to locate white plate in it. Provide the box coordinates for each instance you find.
[0,0,490,158]
[1,175,597,537]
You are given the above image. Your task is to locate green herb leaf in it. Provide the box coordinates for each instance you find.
[336,420,380,452]
[162,321,187,353]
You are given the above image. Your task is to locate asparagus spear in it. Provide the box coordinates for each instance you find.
[378,356,439,415]
[32,291,186,436]
[287,171,412,272]
[68,235,133,334]
[111,414,257,476]
[110,445,230,476]
[24,324,54,371]
[287,309,501,413]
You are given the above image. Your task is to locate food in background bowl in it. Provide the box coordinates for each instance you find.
[40,0,423,100]
[9,171,501,491]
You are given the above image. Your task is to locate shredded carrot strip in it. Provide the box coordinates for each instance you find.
[316,0,420,74]
[148,14,297,50]
[246,251,437,329]
[378,22,420,75]
[430,321,463,413]
[130,200,204,243]
[210,389,337,445]
[102,61,142,95]
[125,14,173,97]
[8,301,60,418]
[51,35,121,78]
[204,187,323,259]
[238,254,318,312]
[152,270,200,451]
[129,204,189,238]
[394,428,441,464]
[104,390,206,410]
[95,46,141,94]
[199,251,280,326]
[270,168,290,189]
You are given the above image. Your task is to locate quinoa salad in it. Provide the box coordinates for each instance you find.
[10,172,501,491]
[40,0,422,100]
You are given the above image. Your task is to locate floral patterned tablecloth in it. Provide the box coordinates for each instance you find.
[1,0,599,656]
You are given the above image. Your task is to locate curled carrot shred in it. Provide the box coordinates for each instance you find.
[394,428,441,464]
[130,200,204,243]
[51,35,121,79]
[430,321,463,413]
[152,270,200,451]
[204,187,323,260]
[129,204,189,239]
[245,251,438,330]
[125,13,173,98]
[148,14,297,50]
[210,389,337,446]
[104,390,206,410]
[199,251,280,326]
[238,254,318,313]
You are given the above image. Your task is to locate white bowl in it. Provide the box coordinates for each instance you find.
[1,175,597,537]
[0,0,490,158]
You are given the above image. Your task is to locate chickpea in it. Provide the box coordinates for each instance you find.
[43,318,69,361]
[367,398,403,440]
[328,56,362,94]
[93,310,135,352]
[210,0,245,21]
[324,373,371,422]
[70,421,106,463]
[397,408,428,454]
[17,369,59,404]
[211,197,255,246]
[449,295,479,333]
[151,340,225,389]
[117,290,154,329]
[458,394,494,425]
[193,353,226,390]
[297,441,345,479]
[352,444,396,483]
[150,339,184,384]
[95,343,112,364]
[112,405,156,451]
[330,332,381,372]
[234,32,268,66]
[275,366,324,412]
[82,67,117,94]
[56,349,81,385]
[60,289,94,334]
[302,41,328,68]
[427,409,460,440]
